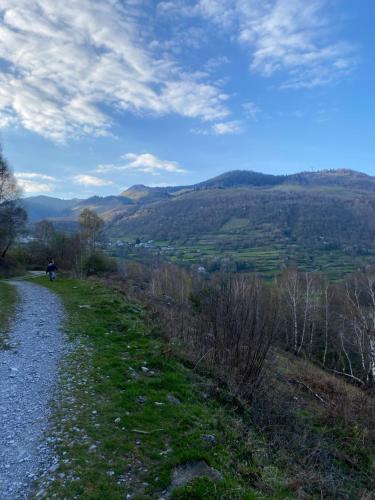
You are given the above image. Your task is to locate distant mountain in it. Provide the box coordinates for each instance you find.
[287,169,375,190]
[120,170,288,203]
[121,185,172,203]
[118,169,375,203]
[23,169,375,257]
[23,194,133,223]
[194,170,286,189]
[22,196,80,222]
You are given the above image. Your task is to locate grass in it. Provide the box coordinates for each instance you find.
[0,281,17,349]
[30,276,375,498]
[116,233,371,280]
[256,350,375,497]
[33,277,290,499]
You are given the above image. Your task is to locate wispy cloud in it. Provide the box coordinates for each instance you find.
[159,0,356,89]
[15,172,55,182]
[212,121,244,135]
[0,1,229,142]
[96,153,187,176]
[0,0,357,145]
[243,102,261,121]
[193,120,244,135]
[17,180,54,194]
[73,175,113,187]
[15,172,55,194]
[123,153,187,174]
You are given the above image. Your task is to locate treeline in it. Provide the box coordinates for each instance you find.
[120,262,375,395]
[17,210,116,276]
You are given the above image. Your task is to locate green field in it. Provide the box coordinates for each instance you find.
[121,237,369,281]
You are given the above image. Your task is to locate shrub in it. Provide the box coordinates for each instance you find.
[83,252,117,275]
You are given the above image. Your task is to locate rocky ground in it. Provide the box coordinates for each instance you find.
[0,280,66,499]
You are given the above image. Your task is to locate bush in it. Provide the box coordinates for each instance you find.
[83,252,117,275]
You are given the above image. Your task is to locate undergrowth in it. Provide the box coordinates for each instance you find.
[33,277,290,499]
[32,277,375,498]
[0,281,17,349]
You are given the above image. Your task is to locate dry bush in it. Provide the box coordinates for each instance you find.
[188,275,280,398]
[143,268,280,399]
[249,352,375,497]
[113,262,278,399]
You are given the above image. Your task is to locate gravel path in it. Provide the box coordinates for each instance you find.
[0,280,66,499]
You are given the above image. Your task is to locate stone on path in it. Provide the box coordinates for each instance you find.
[0,281,66,499]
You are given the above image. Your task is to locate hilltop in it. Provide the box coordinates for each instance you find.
[25,168,375,220]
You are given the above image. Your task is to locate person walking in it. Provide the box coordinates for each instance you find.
[46,259,58,281]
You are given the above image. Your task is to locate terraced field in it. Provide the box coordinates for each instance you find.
[110,235,371,280]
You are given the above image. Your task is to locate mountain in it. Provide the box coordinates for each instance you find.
[194,170,287,189]
[118,169,375,203]
[107,169,375,269]
[121,185,172,203]
[287,169,375,190]
[120,170,288,202]
[23,194,133,223]
[23,169,375,273]
[22,196,80,221]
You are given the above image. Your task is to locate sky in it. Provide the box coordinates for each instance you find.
[0,0,374,198]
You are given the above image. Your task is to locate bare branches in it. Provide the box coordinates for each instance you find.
[0,148,27,261]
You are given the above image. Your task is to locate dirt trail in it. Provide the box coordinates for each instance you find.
[0,280,65,499]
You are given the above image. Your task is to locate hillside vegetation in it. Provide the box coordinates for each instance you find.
[0,281,17,349]
[30,273,375,498]
[23,169,375,277]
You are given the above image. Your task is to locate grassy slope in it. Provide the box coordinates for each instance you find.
[34,277,290,499]
[259,351,375,497]
[32,277,375,498]
[0,281,17,348]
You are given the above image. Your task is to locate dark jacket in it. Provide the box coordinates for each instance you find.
[46,263,58,273]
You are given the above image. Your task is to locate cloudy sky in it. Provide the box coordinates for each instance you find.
[0,0,374,198]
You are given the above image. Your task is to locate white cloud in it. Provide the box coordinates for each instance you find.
[160,0,355,89]
[192,120,244,135]
[123,153,187,174]
[73,175,113,187]
[96,153,187,176]
[17,179,54,194]
[212,121,244,135]
[15,171,55,194]
[15,172,55,182]
[0,0,229,141]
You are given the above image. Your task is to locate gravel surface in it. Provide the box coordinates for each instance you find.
[0,280,65,499]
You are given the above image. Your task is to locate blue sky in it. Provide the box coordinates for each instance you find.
[0,0,374,198]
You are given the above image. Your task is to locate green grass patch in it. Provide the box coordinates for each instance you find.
[220,218,250,232]
[33,277,287,499]
[0,281,17,349]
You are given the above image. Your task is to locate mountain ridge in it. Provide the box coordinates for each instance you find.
[23,169,375,231]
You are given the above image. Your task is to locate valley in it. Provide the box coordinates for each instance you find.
[24,169,375,279]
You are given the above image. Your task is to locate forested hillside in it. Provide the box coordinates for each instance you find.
[23,169,375,276]
[109,185,375,253]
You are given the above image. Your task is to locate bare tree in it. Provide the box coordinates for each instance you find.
[192,274,280,398]
[34,219,56,246]
[333,272,375,386]
[79,208,104,253]
[0,147,27,261]
[280,269,316,355]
